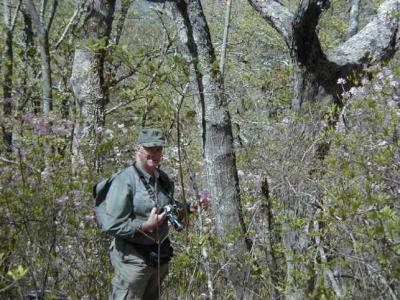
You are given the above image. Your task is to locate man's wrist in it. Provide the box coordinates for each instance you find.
[139,221,152,233]
[139,222,146,232]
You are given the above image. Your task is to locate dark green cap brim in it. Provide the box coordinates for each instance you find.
[140,142,165,147]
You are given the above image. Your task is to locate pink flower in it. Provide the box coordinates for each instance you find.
[52,125,69,136]
[3,98,13,105]
[21,113,34,123]
[56,195,69,206]
[63,119,74,127]
[200,191,210,200]
[32,117,51,135]
[341,91,351,99]
[19,149,27,157]
[83,215,96,224]
[349,87,358,95]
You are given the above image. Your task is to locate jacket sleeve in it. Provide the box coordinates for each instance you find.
[101,171,143,239]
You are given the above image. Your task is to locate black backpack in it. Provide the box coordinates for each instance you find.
[92,167,136,232]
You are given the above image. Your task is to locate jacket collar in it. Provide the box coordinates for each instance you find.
[134,161,154,183]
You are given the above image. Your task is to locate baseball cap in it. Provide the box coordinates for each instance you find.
[136,127,165,147]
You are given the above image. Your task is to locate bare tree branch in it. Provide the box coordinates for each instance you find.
[46,0,58,33]
[54,3,84,48]
[247,0,293,43]
[11,0,22,31]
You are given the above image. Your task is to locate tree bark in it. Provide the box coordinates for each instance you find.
[170,1,250,298]
[219,0,232,77]
[260,178,281,300]
[2,0,14,152]
[19,4,37,111]
[0,2,20,298]
[348,0,360,38]
[25,0,58,115]
[249,0,400,109]
[113,0,131,45]
[2,0,21,152]
[70,0,116,171]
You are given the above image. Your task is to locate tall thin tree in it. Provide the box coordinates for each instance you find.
[25,0,58,115]
[171,1,250,298]
[1,1,21,151]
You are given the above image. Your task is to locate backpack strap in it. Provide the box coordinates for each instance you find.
[94,170,123,206]
[133,162,156,204]
[94,166,137,207]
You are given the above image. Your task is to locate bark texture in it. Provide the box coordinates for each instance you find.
[249,0,400,109]
[2,0,14,151]
[25,0,58,115]
[19,4,38,112]
[70,0,116,170]
[348,0,360,38]
[171,1,250,298]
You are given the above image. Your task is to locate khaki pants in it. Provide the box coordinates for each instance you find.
[110,239,169,300]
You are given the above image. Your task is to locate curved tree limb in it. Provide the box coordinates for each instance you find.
[247,0,293,43]
[249,0,400,107]
[328,0,400,66]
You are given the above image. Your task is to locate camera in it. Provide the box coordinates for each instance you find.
[162,203,184,232]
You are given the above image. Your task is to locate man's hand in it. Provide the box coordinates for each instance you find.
[141,207,166,232]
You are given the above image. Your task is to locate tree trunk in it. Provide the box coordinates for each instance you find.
[2,16,13,151]
[113,0,131,45]
[70,0,116,171]
[260,178,281,300]
[2,0,21,151]
[170,1,250,298]
[219,0,232,77]
[37,29,52,114]
[0,2,19,298]
[25,0,58,115]
[19,4,39,112]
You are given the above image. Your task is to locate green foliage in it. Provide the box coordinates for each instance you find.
[320,64,400,297]
[1,0,400,299]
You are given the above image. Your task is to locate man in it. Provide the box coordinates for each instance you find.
[103,127,183,299]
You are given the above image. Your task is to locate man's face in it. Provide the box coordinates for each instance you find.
[137,146,163,169]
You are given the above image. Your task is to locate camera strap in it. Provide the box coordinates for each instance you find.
[132,162,158,205]
[132,162,164,299]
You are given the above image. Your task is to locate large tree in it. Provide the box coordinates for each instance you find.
[249,0,400,110]
[70,0,116,170]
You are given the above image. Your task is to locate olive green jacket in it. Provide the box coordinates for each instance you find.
[102,162,174,245]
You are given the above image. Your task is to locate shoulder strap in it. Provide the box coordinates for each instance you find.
[94,170,123,206]
[127,165,137,197]
[94,166,137,206]
[132,162,156,203]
